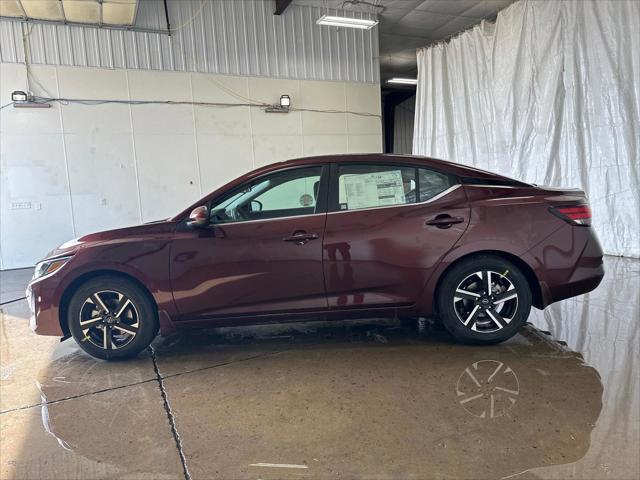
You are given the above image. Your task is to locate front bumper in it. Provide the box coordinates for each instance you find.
[27,278,65,336]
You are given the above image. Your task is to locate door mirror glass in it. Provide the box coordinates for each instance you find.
[250,200,263,213]
[187,205,209,228]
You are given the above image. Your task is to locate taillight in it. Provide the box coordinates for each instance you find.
[550,205,592,226]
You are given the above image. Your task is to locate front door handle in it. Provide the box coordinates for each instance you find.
[283,231,319,245]
[425,215,465,228]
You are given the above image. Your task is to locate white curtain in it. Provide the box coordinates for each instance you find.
[413,0,639,257]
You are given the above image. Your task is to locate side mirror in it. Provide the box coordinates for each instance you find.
[186,205,209,228]
[250,200,263,213]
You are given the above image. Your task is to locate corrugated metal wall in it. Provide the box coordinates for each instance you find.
[0,0,379,83]
[393,95,415,154]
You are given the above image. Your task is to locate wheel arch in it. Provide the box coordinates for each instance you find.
[58,269,158,337]
[432,250,544,315]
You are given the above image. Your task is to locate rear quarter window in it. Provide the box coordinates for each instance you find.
[418,168,454,202]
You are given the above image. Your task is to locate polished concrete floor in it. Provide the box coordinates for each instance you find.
[0,256,638,479]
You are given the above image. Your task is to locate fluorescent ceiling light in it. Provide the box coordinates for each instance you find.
[316,15,378,30]
[387,78,418,85]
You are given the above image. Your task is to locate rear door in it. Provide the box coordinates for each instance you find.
[170,165,329,321]
[323,163,469,309]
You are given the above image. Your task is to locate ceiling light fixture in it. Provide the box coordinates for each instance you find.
[316,15,378,30]
[387,78,418,85]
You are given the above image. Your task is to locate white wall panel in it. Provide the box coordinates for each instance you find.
[134,133,201,222]
[303,135,349,157]
[347,135,383,153]
[0,133,74,269]
[192,74,252,136]
[196,134,254,192]
[0,63,382,268]
[0,0,379,83]
[252,135,304,168]
[64,133,140,236]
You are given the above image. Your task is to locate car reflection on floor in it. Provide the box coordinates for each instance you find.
[0,256,637,480]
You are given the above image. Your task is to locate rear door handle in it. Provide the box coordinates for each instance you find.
[425,215,465,228]
[283,231,319,245]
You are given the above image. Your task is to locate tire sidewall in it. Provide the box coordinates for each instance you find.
[68,276,158,360]
[437,255,532,344]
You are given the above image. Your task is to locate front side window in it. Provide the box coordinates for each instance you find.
[210,167,323,224]
[337,165,416,211]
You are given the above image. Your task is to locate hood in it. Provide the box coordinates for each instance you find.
[43,220,177,260]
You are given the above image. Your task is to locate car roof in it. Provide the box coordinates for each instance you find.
[279,153,500,179]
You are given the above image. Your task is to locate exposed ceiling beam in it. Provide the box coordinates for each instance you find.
[274,0,293,15]
[0,15,170,36]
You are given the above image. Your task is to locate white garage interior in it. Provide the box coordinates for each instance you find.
[1,1,638,479]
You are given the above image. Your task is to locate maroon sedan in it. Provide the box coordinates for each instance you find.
[27,154,604,360]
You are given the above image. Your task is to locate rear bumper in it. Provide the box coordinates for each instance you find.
[523,224,605,308]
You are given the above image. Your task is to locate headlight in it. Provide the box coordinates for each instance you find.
[33,256,73,281]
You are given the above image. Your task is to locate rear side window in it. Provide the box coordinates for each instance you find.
[335,164,455,211]
[418,168,453,202]
[337,165,416,211]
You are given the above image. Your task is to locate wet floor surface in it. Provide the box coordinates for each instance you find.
[0,256,638,479]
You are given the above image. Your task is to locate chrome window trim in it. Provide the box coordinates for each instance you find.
[464,184,520,189]
[327,184,461,215]
[211,212,327,226]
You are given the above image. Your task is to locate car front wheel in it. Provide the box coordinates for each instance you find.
[67,275,158,360]
[437,255,532,344]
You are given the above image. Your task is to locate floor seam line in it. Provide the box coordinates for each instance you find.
[149,345,192,480]
[0,350,285,416]
[0,296,26,306]
[0,377,158,415]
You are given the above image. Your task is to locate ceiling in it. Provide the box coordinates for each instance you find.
[0,0,139,26]
[0,0,515,85]
[295,0,514,85]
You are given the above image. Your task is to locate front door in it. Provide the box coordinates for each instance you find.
[170,165,328,321]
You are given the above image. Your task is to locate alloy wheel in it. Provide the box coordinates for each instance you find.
[453,270,519,333]
[79,290,140,350]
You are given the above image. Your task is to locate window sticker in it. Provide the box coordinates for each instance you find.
[342,170,406,210]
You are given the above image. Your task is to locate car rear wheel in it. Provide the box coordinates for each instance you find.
[67,276,158,360]
[437,255,532,344]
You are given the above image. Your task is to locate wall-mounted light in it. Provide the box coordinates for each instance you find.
[280,94,291,109]
[265,94,291,113]
[11,90,51,108]
[11,90,29,103]
[387,78,418,85]
[316,15,378,30]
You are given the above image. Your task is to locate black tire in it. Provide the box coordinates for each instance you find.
[67,275,159,360]
[437,255,532,345]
